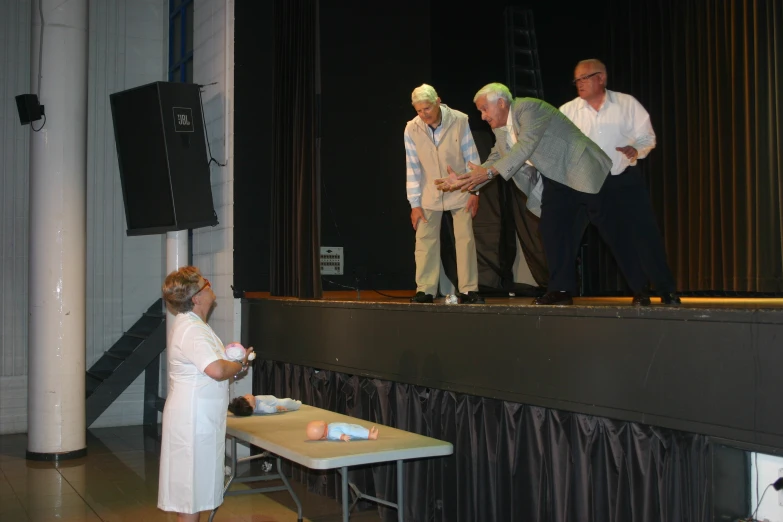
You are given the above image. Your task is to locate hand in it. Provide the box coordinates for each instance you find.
[340,434,352,442]
[410,207,427,230]
[465,194,479,218]
[242,347,254,367]
[615,146,638,161]
[233,346,254,378]
[276,406,287,412]
[455,161,492,192]
[434,165,465,192]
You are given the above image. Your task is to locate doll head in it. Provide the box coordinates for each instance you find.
[227,395,254,416]
[306,420,327,440]
[225,342,246,361]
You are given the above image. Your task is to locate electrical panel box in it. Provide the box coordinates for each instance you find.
[320,247,344,275]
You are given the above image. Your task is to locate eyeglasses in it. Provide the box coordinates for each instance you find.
[572,71,602,85]
[193,278,211,297]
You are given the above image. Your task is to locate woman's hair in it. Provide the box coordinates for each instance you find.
[228,396,254,416]
[162,266,202,314]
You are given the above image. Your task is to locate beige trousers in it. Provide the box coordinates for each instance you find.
[414,208,478,296]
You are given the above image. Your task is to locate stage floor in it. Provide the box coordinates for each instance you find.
[246,290,783,310]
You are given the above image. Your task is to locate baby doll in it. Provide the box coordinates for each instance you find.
[306,420,379,441]
[225,342,256,362]
[228,394,302,416]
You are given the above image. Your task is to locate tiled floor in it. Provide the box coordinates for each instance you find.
[0,426,381,522]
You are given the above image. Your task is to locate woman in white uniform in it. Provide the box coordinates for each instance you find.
[158,266,253,522]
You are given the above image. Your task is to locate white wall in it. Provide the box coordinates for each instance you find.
[192,0,237,345]
[751,452,783,522]
[0,0,246,434]
[86,0,168,428]
[0,0,169,434]
[89,0,247,425]
[0,0,32,435]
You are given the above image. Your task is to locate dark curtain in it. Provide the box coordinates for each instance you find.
[590,0,783,293]
[254,360,711,522]
[270,0,322,298]
[579,226,633,296]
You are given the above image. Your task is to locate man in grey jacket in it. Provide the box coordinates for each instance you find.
[438,83,647,305]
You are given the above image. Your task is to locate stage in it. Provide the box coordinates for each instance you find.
[242,292,783,452]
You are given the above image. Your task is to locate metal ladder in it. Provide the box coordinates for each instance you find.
[504,7,545,99]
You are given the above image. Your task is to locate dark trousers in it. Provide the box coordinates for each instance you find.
[540,174,648,294]
[600,166,676,293]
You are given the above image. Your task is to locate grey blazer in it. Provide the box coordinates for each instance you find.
[483,98,612,217]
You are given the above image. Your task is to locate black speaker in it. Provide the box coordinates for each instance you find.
[15,94,43,125]
[110,81,218,236]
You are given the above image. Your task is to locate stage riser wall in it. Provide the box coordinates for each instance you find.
[243,299,783,451]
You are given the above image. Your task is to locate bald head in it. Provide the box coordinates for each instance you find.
[576,59,606,75]
[573,59,608,103]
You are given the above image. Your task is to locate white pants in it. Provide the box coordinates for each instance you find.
[414,208,478,296]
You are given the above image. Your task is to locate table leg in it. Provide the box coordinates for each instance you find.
[276,457,303,522]
[396,460,404,522]
[209,437,237,522]
[230,437,237,481]
[342,466,349,522]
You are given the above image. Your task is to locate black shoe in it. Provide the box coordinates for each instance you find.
[632,293,651,306]
[660,293,681,305]
[533,291,573,305]
[458,291,485,304]
[410,292,434,303]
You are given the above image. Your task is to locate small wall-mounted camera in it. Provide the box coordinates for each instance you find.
[15,94,44,125]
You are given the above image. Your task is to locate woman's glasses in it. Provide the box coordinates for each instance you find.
[193,278,211,296]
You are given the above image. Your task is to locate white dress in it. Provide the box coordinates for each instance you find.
[158,312,229,513]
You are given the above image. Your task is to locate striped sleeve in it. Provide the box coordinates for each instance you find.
[404,128,423,208]
[460,124,480,173]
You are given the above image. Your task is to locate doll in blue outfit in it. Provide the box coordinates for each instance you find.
[306,420,379,441]
[228,394,302,416]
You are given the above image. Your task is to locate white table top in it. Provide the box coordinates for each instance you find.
[226,404,453,470]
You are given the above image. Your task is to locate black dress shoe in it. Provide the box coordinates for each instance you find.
[458,291,485,304]
[632,293,651,306]
[660,293,681,305]
[533,291,573,305]
[410,292,434,303]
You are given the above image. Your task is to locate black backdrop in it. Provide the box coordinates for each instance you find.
[233,1,275,295]
[316,2,432,291]
[234,0,608,294]
[234,0,783,295]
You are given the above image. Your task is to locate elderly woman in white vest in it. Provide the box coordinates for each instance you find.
[404,84,484,304]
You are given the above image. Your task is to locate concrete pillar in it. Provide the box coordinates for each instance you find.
[27,0,89,461]
[165,231,189,341]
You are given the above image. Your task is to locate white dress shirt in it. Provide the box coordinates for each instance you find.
[559,89,656,175]
[504,109,518,147]
[505,108,537,168]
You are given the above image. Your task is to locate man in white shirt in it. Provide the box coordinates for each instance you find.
[560,59,680,306]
